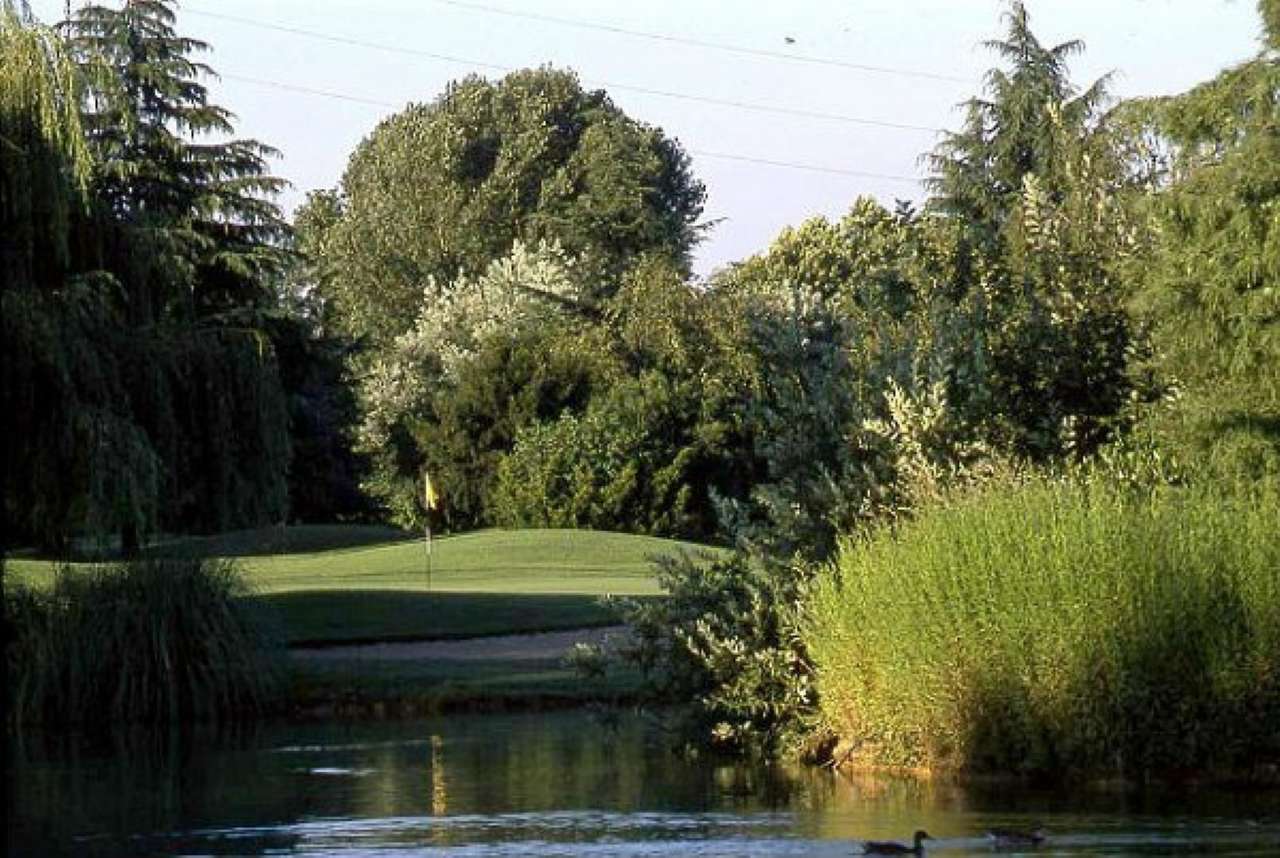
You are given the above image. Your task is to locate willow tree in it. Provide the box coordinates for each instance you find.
[0,0,90,290]
[1128,0,1280,481]
[3,1,290,553]
[2,2,160,552]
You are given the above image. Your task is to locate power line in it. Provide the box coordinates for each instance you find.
[425,0,969,85]
[218,73,923,184]
[184,7,945,135]
[223,73,396,109]
[187,8,510,74]
[692,149,920,184]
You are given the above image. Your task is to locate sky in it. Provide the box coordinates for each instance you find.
[29,1,1269,277]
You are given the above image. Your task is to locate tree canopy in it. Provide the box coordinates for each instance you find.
[0,0,91,290]
[64,0,291,322]
[302,66,706,345]
[1128,3,1280,480]
[2,0,291,553]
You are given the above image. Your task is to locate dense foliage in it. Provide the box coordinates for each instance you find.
[808,476,1280,777]
[7,557,282,726]
[1125,21,1280,482]
[793,1,1280,771]
[610,1,1277,760]
[7,0,1279,771]
[351,241,602,528]
[924,3,1143,460]
[614,550,820,757]
[2,1,294,553]
[298,67,707,346]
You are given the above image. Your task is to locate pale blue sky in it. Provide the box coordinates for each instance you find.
[31,1,1268,276]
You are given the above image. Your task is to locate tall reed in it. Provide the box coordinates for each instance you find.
[7,557,282,728]
[806,477,1280,777]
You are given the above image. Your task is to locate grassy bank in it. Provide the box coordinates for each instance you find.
[806,478,1280,779]
[10,528,700,644]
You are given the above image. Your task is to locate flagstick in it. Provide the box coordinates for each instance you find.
[424,516,432,591]
[422,470,438,592]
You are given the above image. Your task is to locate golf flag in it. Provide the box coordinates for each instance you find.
[423,472,439,511]
[422,470,438,587]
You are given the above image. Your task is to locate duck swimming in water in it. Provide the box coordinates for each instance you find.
[985,826,1046,848]
[860,830,932,855]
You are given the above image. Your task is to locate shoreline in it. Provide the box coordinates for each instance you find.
[290,625,628,661]
[821,743,1280,789]
[281,624,643,719]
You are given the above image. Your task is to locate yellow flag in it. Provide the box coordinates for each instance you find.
[423,471,439,511]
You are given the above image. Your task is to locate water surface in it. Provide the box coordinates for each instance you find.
[9,711,1280,856]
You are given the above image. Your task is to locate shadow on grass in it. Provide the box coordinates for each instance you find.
[258,589,659,646]
[9,524,415,563]
[151,524,414,558]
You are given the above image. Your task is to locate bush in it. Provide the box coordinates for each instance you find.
[6,557,282,728]
[613,549,818,757]
[806,476,1280,778]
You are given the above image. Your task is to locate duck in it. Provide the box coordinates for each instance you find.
[985,826,1046,849]
[859,830,932,855]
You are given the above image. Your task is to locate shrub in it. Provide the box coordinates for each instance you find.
[807,476,1280,777]
[613,549,818,757]
[6,557,282,728]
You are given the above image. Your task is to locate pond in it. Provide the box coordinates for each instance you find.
[9,711,1280,856]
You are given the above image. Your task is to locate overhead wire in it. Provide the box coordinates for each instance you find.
[218,72,924,185]
[423,0,969,84]
[184,6,946,134]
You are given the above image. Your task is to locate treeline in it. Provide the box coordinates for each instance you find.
[295,5,1160,552]
[2,0,364,555]
[10,1,1273,556]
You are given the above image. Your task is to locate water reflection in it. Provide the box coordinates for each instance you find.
[9,711,1280,856]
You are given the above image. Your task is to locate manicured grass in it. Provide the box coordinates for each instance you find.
[236,528,683,595]
[4,523,415,562]
[8,528,712,644]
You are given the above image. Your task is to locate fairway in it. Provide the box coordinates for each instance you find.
[7,527,719,644]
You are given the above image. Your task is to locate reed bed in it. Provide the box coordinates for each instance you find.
[806,478,1280,777]
[6,557,282,728]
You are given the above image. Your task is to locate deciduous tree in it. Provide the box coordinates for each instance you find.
[303,67,706,345]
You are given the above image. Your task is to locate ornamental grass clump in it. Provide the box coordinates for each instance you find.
[806,477,1280,778]
[6,557,282,729]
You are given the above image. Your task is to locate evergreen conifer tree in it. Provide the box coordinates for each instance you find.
[64,0,290,322]
[923,1,1136,459]
[925,1,1110,251]
[1129,0,1280,480]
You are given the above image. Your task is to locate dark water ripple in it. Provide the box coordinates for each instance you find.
[12,712,1280,857]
